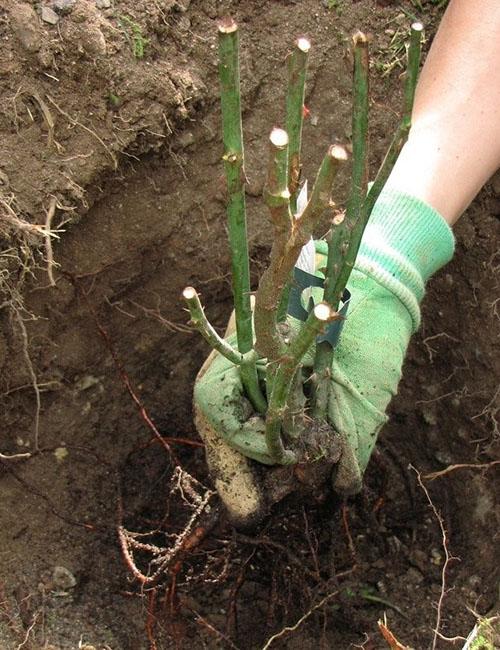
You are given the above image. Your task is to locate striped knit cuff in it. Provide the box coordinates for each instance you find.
[356,188,455,330]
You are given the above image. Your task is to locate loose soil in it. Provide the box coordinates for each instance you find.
[0,1,499,649]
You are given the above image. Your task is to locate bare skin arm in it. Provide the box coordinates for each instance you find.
[387,0,500,225]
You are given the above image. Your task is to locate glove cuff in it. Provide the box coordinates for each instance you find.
[356,187,455,331]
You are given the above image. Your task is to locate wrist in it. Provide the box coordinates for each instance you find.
[356,187,455,330]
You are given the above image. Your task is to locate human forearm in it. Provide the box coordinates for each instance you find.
[386,0,500,224]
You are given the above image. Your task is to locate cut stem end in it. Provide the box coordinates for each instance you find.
[218,16,238,34]
[270,127,289,149]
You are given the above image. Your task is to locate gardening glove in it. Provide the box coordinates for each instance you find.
[194,187,455,524]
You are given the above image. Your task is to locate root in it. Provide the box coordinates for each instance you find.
[44,196,57,287]
[471,385,500,438]
[412,465,459,650]
[46,94,118,168]
[118,468,217,586]
[261,590,339,650]
[13,311,41,452]
[424,459,500,481]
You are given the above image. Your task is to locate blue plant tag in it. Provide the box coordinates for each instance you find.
[287,267,350,348]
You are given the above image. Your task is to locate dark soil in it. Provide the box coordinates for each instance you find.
[0,1,499,649]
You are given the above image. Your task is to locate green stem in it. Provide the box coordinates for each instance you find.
[254,145,346,361]
[263,128,292,230]
[266,303,337,464]
[310,32,369,419]
[240,355,268,415]
[276,37,310,324]
[404,22,423,119]
[286,37,310,214]
[365,21,422,216]
[218,18,253,355]
[183,287,243,365]
[218,18,266,414]
[327,31,369,310]
[183,287,267,414]
[363,119,409,218]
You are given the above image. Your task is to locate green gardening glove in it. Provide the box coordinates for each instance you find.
[193,188,455,520]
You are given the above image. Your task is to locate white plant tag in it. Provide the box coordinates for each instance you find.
[294,181,315,306]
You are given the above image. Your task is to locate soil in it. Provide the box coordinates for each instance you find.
[0,1,499,649]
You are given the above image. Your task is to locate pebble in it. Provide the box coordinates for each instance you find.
[177,131,195,148]
[406,567,424,584]
[41,6,60,25]
[51,0,77,14]
[95,0,111,7]
[11,5,41,53]
[52,565,77,590]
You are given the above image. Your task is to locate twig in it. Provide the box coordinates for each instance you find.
[423,460,500,481]
[411,465,457,650]
[261,590,339,649]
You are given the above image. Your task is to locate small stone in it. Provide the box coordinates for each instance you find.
[434,450,453,465]
[41,6,60,25]
[422,405,437,426]
[95,0,111,7]
[11,5,42,52]
[51,0,77,14]
[406,567,424,584]
[54,447,68,462]
[52,566,77,590]
[177,131,195,148]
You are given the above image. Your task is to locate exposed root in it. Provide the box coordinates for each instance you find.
[378,615,412,649]
[46,94,118,169]
[424,459,500,481]
[411,465,459,650]
[44,196,58,287]
[261,590,339,650]
[0,451,31,461]
[118,468,217,586]
[471,385,500,438]
[421,331,460,363]
[12,311,41,452]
